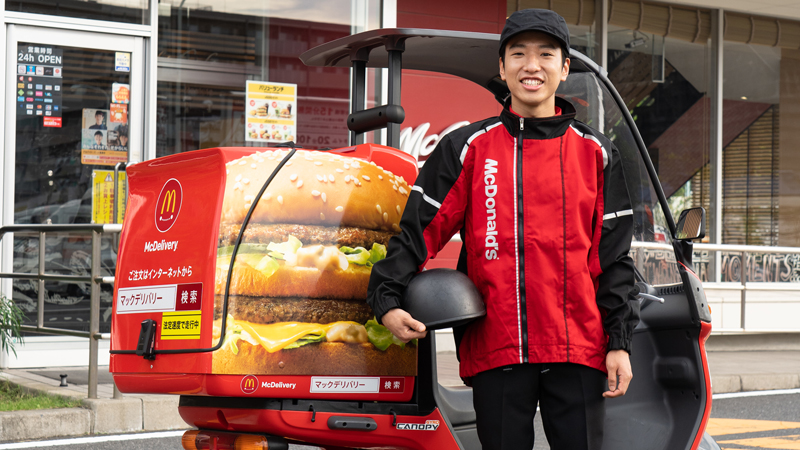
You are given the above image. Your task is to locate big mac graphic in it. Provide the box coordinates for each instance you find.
[212,149,417,376]
[111,145,418,399]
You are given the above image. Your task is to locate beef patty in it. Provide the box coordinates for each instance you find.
[219,223,396,249]
[215,295,374,325]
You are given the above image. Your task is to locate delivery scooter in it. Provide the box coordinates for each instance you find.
[110,29,720,450]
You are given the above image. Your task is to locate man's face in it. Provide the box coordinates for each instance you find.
[499,31,570,118]
[120,135,128,145]
[94,134,102,145]
[95,113,103,125]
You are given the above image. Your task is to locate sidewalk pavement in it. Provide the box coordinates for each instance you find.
[0,366,187,442]
[2,350,800,442]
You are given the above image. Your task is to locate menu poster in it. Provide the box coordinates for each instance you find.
[16,44,63,127]
[245,81,297,143]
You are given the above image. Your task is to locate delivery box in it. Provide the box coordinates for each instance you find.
[110,144,419,401]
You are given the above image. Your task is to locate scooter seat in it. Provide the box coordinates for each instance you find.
[437,384,476,427]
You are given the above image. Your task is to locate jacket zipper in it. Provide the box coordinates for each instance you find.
[517,117,529,363]
[558,136,570,362]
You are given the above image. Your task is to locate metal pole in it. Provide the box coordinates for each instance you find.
[88,230,101,399]
[594,0,608,69]
[37,231,45,328]
[710,9,724,284]
[350,60,367,146]
[740,250,747,331]
[385,37,405,150]
[113,162,126,224]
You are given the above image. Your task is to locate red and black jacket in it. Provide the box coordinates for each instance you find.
[368,98,640,378]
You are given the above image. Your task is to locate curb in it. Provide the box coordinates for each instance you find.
[0,374,188,443]
[0,408,91,442]
[711,374,800,394]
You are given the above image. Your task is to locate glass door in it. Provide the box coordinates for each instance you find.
[3,25,144,367]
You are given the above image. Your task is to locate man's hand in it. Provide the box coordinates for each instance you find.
[603,349,632,398]
[381,308,427,343]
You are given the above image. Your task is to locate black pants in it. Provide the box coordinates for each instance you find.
[472,363,606,450]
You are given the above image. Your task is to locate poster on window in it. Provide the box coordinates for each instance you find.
[91,170,127,224]
[15,44,63,127]
[81,107,128,165]
[245,81,297,143]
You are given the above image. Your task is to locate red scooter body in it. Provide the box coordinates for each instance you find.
[111,29,718,450]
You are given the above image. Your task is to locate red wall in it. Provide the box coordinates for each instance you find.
[398,0,506,137]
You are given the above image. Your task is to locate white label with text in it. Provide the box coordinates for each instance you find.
[116,285,177,314]
[309,377,379,393]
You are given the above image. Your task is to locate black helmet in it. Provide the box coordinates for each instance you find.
[401,269,486,330]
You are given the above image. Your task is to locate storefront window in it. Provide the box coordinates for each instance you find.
[719,42,781,247]
[606,24,712,282]
[6,0,150,25]
[155,0,381,157]
[12,38,136,333]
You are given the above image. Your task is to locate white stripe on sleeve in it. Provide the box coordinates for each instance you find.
[460,121,502,164]
[411,185,442,209]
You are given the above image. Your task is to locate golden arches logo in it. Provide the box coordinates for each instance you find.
[161,190,177,215]
[155,178,182,233]
[240,375,259,394]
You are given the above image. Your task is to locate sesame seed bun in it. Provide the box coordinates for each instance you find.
[221,149,410,232]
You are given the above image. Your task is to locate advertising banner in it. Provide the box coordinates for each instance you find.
[245,81,297,143]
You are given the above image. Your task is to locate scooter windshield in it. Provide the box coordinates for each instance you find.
[557,70,681,285]
[213,149,418,377]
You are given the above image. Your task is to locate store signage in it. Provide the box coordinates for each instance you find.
[245,81,297,143]
[399,121,470,166]
[16,44,63,126]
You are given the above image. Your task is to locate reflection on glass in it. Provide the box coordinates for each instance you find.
[6,0,150,25]
[716,42,781,247]
[604,26,712,282]
[156,0,381,157]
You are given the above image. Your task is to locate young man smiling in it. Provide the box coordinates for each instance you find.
[368,9,639,450]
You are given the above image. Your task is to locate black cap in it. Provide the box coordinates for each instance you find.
[499,9,570,58]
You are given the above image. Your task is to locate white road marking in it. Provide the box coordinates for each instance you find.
[713,387,800,400]
[0,430,185,449]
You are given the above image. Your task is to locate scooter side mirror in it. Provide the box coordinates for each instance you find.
[674,207,705,241]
